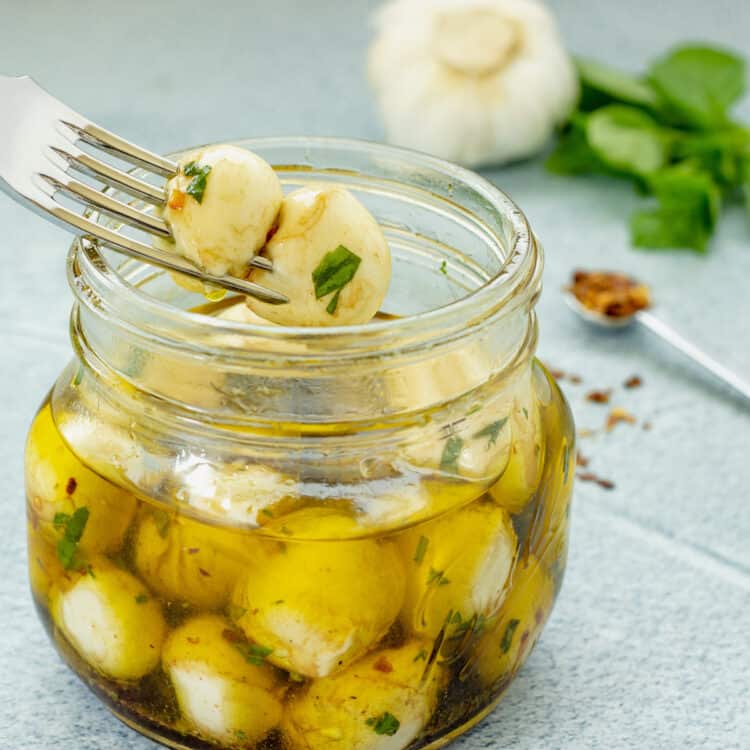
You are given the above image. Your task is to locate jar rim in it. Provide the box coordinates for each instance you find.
[69,136,540,362]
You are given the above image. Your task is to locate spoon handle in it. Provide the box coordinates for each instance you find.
[636,310,750,404]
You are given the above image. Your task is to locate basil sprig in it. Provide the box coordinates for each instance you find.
[311,245,362,314]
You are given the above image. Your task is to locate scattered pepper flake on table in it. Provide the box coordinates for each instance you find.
[606,407,637,431]
[577,471,616,490]
[569,270,651,318]
[576,453,590,468]
[624,375,643,388]
[586,389,612,404]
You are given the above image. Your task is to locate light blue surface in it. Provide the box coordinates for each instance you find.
[1,1,749,748]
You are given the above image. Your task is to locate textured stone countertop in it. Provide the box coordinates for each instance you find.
[1,1,748,748]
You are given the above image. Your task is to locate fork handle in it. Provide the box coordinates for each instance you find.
[636,310,750,403]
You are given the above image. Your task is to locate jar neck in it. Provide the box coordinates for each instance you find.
[66,137,542,430]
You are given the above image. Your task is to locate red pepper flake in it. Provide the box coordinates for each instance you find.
[577,471,616,490]
[624,375,643,389]
[186,548,200,555]
[568,270,651,318]
[606,407,637,431]
[221,628,244,644]
[569,374,582,385]
[547,368,582,384]
[198,567,211,577]
[520,630,530,645]
[373,656,394,673]
[167,189,186,210]
[187,637,201,645]
[576,453,590,468]
[549,369,565,380]
[535,608,545,625]
[643,421,653,431]
[586,389,612,404]
[65,477,78,496]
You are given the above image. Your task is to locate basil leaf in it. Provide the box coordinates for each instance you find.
[648,45,746,129]
[311,245,362,314]
[577,58,659,111]
[439,436,463,473]
[630,166,721,252]
[586,105,672,176]
[366,712,400,736]
[473,418,508,449]
[546,118,607,176]
[673,128,750,189]
[55,506,90,570]
[183,162,212,204]
[500,618,521,654]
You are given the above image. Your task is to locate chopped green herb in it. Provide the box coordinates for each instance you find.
[428,567,451,586]
[85,564,96,579]
[413,648,428,662]
[235,642,274,666]
[500,618,521,654]
[228,604,247,621]
[261,508,275,518]
[55,507,90,570]
[473,418,508,449]
[135,593,149,604]
[311,245,362,314]
[466,403,482,416]
[439,260,448,275]
[234,730,248,741]
[152,509,171,538]
[183,161,212,204]
[413,535,429,565]
[440,436,463,473]
[72,365,85,387]
[366,712,400,736]
[522,407,529,420]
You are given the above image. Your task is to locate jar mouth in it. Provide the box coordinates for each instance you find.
[69,136,540,364]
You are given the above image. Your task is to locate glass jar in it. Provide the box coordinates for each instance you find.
[24,138,574,750]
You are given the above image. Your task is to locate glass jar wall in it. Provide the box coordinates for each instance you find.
[25,138,574,750]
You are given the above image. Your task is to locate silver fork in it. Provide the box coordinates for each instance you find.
[0,75,288,304]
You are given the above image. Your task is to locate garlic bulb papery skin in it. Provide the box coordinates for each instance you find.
[368,0,579,167]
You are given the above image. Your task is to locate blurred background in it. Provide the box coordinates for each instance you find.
[1,1,749,748]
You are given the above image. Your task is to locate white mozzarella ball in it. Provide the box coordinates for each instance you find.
[399,500,517,639]
[163,144,283,278]
[162,614,284,744]
[231,508,405,678]
[50,558,167,680]
[247,185,391,326]
[283,640,444,750]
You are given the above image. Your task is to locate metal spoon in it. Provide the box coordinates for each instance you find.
[564,286,750,404]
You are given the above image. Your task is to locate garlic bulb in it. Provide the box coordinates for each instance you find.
[368,0,578,167]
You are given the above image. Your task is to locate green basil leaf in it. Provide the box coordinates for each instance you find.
[630,166,721,252]
[473,418,508,449]
[439,436,463,473]
[586,105,672,176]
[366,712,400,736]
[311,245,362,314]
[184,163,212,204]
[648,45,746,129]
[577,58,659,111]
[673,128,750,189]
[546,119,607,176]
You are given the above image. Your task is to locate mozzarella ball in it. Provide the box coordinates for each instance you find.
[247,185,391,326]
[162,614,284,744]
[473,554,554,687]
[283,640,444,750]
[163,144,283,278]
[488,385,544,513]
[133,510,252,610]
[50,558,166,680]
[25,405,137,558]
[231,508,405,677]
[399,500,517,640]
